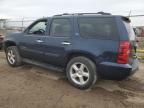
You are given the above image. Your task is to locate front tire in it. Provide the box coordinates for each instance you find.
[6,46,22,67]
[66,56,97,90]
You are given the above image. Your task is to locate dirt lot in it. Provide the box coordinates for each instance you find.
[0,52,144,108]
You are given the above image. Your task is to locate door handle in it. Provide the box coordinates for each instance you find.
[36,40,43,43]
[61,42,71,45]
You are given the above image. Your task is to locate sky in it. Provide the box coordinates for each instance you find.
[0,0,144,19]
[0,0,144,26]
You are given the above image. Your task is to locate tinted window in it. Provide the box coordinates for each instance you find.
[28,20,47,35]
[78,17,118,40]
[50,19,71,37]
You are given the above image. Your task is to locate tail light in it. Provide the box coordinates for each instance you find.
[117,41,130,64]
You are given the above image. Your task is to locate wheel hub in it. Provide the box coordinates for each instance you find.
[77,70,83,76]
[70,63,90,85]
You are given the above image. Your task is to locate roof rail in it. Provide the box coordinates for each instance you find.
[54,13,74,16]
[77,12,111,15]
[54,12,112,16]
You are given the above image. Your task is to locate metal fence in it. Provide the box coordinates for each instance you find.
[5,19,34,30]
[1,16,144,37]
[0,18,35,35]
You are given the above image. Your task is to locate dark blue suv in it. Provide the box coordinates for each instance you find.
[4,13,139,89]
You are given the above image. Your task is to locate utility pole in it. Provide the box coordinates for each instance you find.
[22,17,24,31]
[128,10,132,17]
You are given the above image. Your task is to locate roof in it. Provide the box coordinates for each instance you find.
[35,12,129,23]
[51,12,128,19]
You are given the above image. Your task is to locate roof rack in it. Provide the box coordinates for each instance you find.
[54,12,112,16]
[54,13,74,16]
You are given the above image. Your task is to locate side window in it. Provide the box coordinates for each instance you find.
[28,20,47,35]
[78,17,118,40]
[50,19,71,37]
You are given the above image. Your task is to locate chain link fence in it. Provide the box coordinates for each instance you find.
[0,16,144,37]
[0,18,35,36]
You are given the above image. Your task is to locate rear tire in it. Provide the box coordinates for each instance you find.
[6,46,22,67]
[66,56,97,90]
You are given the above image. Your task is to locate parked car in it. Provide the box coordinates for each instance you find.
[0,34,4,50]
[4,12,139,90]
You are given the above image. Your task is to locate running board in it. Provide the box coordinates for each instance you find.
[22,58,64,72]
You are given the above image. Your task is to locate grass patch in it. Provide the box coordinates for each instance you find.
[137,50,144,53]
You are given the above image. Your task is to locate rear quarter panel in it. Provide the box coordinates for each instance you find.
[71,38,119,64]
[72,16,120,64]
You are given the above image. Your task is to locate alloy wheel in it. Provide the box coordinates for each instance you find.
[7,50,16,64]
[70,62,90,85]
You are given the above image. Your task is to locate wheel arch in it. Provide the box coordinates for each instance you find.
[66,51,98,67]
[4,40,17,51]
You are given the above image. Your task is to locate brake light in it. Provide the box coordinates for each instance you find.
[117,41,130,64]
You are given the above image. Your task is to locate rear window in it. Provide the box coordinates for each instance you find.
[123,21,136,41]
[78,17,118,40]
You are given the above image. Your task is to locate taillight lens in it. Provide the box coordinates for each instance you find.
[117,41,130,64]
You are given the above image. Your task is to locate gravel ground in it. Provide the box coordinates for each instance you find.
[0,52,144,108]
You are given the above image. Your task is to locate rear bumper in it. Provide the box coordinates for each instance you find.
[98,58,139,80]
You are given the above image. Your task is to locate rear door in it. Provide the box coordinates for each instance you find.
[43,17,73,66]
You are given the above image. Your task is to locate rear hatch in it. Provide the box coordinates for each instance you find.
[122,17,137,65]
